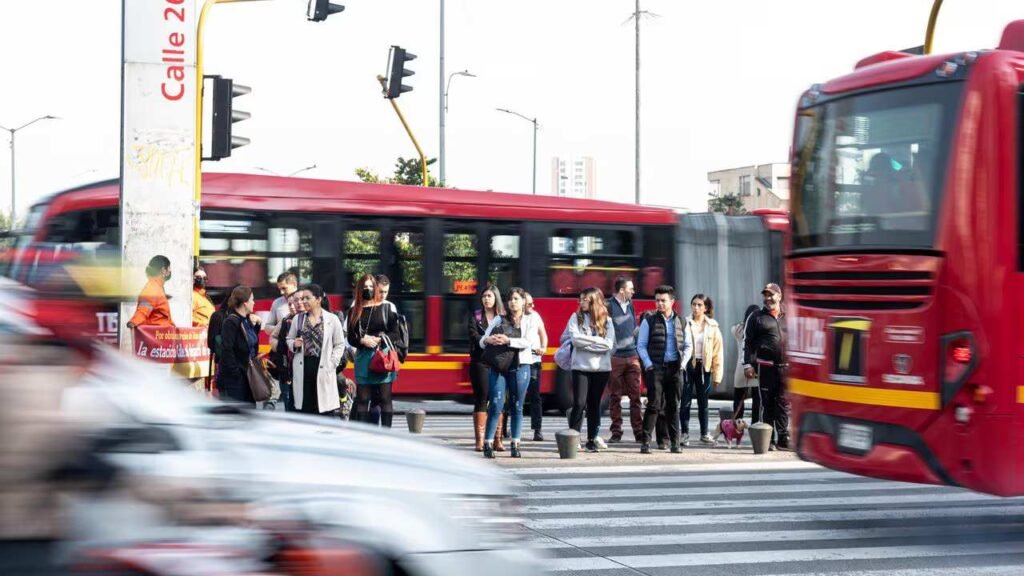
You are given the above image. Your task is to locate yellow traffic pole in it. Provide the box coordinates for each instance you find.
[377,75,429,186]
[194,0,271,263]
[924,0,944,55]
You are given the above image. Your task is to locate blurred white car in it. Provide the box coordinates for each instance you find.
[0,283,543,576]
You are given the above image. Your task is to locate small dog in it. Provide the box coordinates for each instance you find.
[713,418,749,448]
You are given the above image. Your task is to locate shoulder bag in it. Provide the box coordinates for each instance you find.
[370,333,402,374]
[239,320,273,402]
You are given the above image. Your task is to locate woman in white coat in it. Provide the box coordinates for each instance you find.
[287,284,345,415]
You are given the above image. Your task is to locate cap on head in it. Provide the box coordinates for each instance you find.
[761,282,782,297]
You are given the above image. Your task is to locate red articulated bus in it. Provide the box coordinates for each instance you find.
[4,173,786,409]
[788,21,1024,495]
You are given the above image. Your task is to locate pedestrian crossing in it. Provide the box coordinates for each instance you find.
[511,463,1024,576]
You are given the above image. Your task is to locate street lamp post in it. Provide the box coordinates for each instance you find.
[496,108,538,195]
[254,164,317,177]
[440,70,475,186]
[0,115,58,226]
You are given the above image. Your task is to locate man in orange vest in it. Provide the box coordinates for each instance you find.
[126,255,175,329]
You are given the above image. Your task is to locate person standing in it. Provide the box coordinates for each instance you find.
[348,274,402,427]
[468,285,505,451]
[217,285,262,404]
[270,291,305,411]
[637,285,692,454]
[524,292,548,442]
[479,287,540,458]
[606,277,643,444]
[192,267,215,328]
[743,283,790,450]
[287,284,345,416]
[682,294,725,445]
[126,255,174,329]
[562,287,615,453]
[732,304,761,421]
[265,272,298,335]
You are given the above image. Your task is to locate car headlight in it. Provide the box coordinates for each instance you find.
[444,495,530,549]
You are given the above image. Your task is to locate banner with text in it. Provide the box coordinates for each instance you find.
[133,325,210,379]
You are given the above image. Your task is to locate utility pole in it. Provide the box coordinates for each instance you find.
[626,1,657,205]
[439,0,446,185]
[634,0,640,205]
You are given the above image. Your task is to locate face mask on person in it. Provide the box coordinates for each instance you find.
[164,270,173,282]
[362,288,374,300]
[194,276,207,289]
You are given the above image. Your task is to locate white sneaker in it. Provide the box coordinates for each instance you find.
[700,434,714,445]
[680,433,690,447]
[594,436,608,450]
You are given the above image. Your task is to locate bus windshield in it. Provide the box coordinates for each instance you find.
[791,82,963,252]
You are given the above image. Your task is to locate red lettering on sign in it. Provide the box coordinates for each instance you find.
[161,82,185,101]
[159,0,188,102]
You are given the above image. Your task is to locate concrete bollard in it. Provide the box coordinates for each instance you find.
[555,429,581,459]
[749,422,774,454]
[406,409,426,433]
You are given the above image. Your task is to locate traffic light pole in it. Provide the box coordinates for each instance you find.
[377,75,429,186]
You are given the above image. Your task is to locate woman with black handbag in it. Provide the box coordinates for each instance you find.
[478,287,541,459]
[347,274,402,428]
[468,284,505,451]
[287,284,345,416]
[217,285,263,404]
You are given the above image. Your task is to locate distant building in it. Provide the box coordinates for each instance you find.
[707,163,790,212]
[550,156,596,199]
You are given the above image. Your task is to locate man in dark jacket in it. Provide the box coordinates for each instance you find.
[743,282,789,450]
[606,277,643,444]
[637,285,693,454]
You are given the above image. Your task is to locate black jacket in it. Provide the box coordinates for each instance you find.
[347,303,401,350]
[468,309,489,361]
[218,312,260,403]
[743,308,787,368]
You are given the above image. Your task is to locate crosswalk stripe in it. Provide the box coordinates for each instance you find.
[524,491,995,514]
[544,540,1024,571]
[523,502,1024,530]
[524,479,937,501]
[514,460,820,476]
[528,522,1024,549]
[521,469,851,487]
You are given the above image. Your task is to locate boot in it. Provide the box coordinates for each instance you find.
[473,412,486,452]
[493,413,506,452]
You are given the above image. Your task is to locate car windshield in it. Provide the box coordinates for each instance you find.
[791,82,963,252]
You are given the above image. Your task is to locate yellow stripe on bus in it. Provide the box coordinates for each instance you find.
[830,319,871,332]
[1017,386,1024,404]
[790,378,940,410]
[400,361,464,370]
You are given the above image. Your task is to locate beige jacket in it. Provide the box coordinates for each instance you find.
[686,316,725,385]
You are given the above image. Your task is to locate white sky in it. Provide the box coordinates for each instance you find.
[0,0,1020,218]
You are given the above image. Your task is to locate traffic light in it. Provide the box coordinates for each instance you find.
[306,0,344,22]
[386,45,417,99]
[202,75,250,161]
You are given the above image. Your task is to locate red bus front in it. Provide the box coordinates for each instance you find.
[787,34,1024,496]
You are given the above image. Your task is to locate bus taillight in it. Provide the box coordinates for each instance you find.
[941,332,977,403]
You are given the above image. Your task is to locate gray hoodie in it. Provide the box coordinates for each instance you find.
[560,313,615,372]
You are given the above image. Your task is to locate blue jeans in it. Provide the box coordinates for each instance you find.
[485,364,531,441]
[682,360,712,436]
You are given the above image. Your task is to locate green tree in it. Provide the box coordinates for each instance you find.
[355,156,440,187]
[708,193,748,215]
[0,210,11,233]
